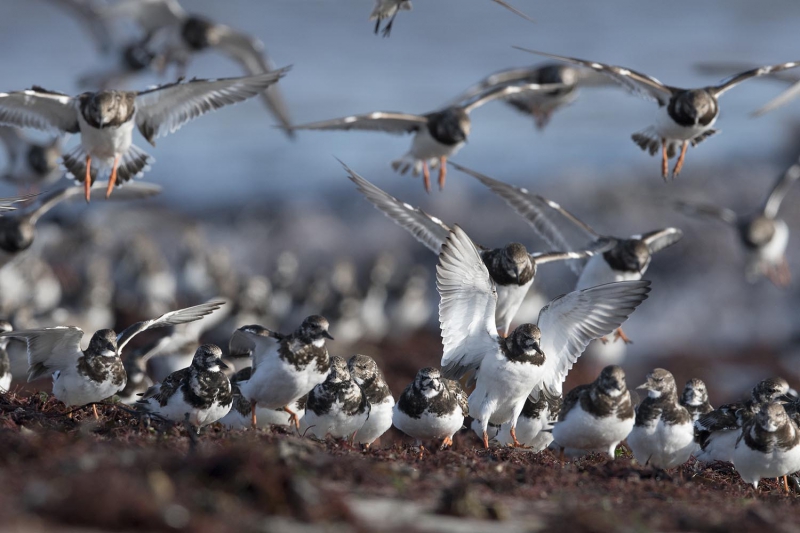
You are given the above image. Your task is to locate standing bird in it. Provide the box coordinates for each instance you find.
[495,395,561,451]
[552,365,635,459]
[0,301,223,415]
[453,63,614,130]
[695,377,792,463]
[392,367,468,450]
[228,315,333,429]
[136,344,232,428]
[733,402,800,491]
[0,127,63,192]
[514,49,800,179]
[107,0,295,136]
[304,356,370,441]
[220,367,306,430]
[627,369,695,469]
[676,158,800,287]
[347,354,394,448]
[438,225,649,448]
[294,82,564,193]
[0,70,289,201]
[457,163,680,342]
[0,320,12,391]
[344,165,607,335]
[680,378,714,423]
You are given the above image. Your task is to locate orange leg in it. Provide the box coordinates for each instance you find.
[784,475,790,493]
[613,327,632,344]
[510,426,526,448]
[438,156,447,190]
[482,430,489,449]
[92,404,99,419]
[417,444,425,460]
[441,435,453,449]
[106,155,120,199]
[84,154,92,202]
[250,402,257,428]
[422,161,431,193]
[284,405,300,429]
[673,141,689,178]
[661,140,669,181]
[559,447,566,465]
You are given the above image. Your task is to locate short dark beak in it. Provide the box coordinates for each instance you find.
[323,331,334,341]
[533,341,544,356]
[636,381,650,390]
[216,358,229,370]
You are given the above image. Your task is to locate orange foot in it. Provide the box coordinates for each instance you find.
[613,327,632,344]
[284,405,300,430]
[482,430,490,449]
[440,436,453,450]
[250,402,257,428]
[672,140,688,179]
[84,154,92,203]
[106,155,119,198]
[510,426,528,448]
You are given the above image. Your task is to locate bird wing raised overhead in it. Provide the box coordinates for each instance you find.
[293,111,427,135]
[116,300,225,352]
[343,162,450,253]
[0,88,78,134]
[635,228,683,254]
[531,280,650,400]
[135,69,290,145]
[438,225,499,380]
[228,325,282,370]
[711,60,800,98]
[763,157,800,219]
[513,48,676,106]
[0,327,85,382]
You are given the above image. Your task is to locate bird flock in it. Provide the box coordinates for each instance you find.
[0,0,800,496]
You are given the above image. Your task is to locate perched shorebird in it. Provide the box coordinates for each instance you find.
[0,127,62,192]
[627,369,695,469]
[348,354,394,448]
[0,300,223,415]
[107,0,294,135]
[437,225,649,449]
[0,70,289,201]
[457,163,680,342]
[392,367,468,450]
[304,356,370,441]
[676,158,800,287]
[552,365,635,459]
[136,344,232,429]
[229,315,333,429]
[295,82,565,193]
[681,378,714,456]
[515,49,800,179]
[344,165,607,335]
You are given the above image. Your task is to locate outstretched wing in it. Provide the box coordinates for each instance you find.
[0,192,40,213]
[438,225,499,380]
[228,325,283,369]
[293,112,427,135]
[674,201,739,226]
[530,238,616,267]
[452,162,600,275]
[711,60,800,97]
[0,327,85,382]
[531,280,651,399]
[116,300,225,352]
[212,25,293,136]
[459,82,567,113]
[343,162,450,253]
[28,182,162,224]
[763,158,800,219]
[513,48,675,106]
[636,228,683,254]
[135,69,290,145]
[0,88,78,134]
[108,0,185,34]
[490,0,534,22]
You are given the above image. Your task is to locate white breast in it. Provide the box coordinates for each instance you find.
[78,112,134,165]
[392,403,464,441]
[52,368,126,407]
[469,351,541,427]
[407,127,464,163]
[627,419,695,469]
[552,402,634,458]
[239,353,327,410]
[733,434,800,487]
[494,279,534,335]
[653,105,716,141]
[356,396,395,445]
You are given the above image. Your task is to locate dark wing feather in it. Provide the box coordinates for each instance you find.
[763,158,800,219]
[293,112,427,135]
[711,60,800,97]
[0,88,78,133]
[116,300,225,352]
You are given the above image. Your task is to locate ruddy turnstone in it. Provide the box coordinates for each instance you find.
[733,402,800,491]
[456,163,679,342]
[108,0,294,136]
[344,164,607,335]
[0,127,62,191]
[295,82,564,193]
[228,315,333,429]
[392,367,468,449]
[136,343,232,428]
[515,49,800,179]
[551,365,635,459]
[0,70,289,201]
[220,367,306,430]
[681,378,714,422]
[438,225,649,448]
[695,377,791,464]
[348,354,394,448]
[453,63,612,130]
[0,182,161,255]
[0,300,223,414]
[627,368,695,469]
[304,356,370,441]
[0,320,12,391]
[495,395,561,451]
[676,158,800,288]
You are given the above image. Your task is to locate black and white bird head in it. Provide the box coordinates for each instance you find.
[414,367,444,398]
[596,365,628,398]
[347,354,379,386]
[505,323,543,359]
[681,378,709,406]
[740,217,775,249]
[606,239,651,274]
[88,329,118,357]
[755,402,790,433]
[637,368,677,399]
[326,355,351,383]
[182,15,214,50]
[669,89,718,127]
[500,242,533,284]
[0,218,35,253]
[83,91,134,128]
[751,377,792,405]
[297,315,334,345]
[191,344,228,372]
[432,107,471,144]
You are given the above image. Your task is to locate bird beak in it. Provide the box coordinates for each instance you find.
[216,358,229,370]
[323,331,334,341]
[636,380,651,390]
[533,341,544,356]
